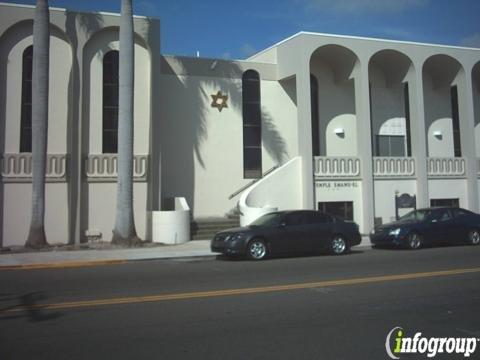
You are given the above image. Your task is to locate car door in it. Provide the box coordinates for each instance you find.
[424,209,454,244]
[272,212,310,254]
[450,208,474,243]
[304,212,334,252]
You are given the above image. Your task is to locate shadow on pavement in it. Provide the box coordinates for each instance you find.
[215,249,365,262]
[0,292,62,322]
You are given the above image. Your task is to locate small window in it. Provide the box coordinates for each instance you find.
[375,135,406,157]
[430,198,459,208]
[318,201,354,221]
[311,74,320,156]
[20,46,33,153]
[242,70,262,178]
[451,86,461,157]
[103,50,119,154]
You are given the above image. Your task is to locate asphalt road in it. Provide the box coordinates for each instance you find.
[1,245,480,360]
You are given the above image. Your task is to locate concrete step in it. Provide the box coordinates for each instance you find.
[191,217,240,240]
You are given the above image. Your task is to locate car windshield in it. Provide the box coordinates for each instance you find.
[250,212,282,226]
[399,209,432,221]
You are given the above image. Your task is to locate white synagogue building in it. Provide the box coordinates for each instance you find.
[1,2,480,246]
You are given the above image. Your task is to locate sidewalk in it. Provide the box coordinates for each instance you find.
[0,237,372,269]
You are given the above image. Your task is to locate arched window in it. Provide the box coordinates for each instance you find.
[310,74,320,156]
[451,85,461,157]
[242,70,262,178]
[103,50,119,153]
[20,46,33,153]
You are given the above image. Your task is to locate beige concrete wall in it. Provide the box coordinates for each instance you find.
[159,71,298,218]
[85,29,151,155]
[423,75,455,157]
[3,183,69,246]
[374,180,417,224]
[369,68,408,155]
[0,4,158,245]
[428,179,467,207]
[314,180,364,232]
[473,79,480,157]
[87,182,148,241]
[311,61,357,156]
[260,80,298,169]
[3,27,70,153]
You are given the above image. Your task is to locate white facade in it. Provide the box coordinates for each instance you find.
[1,3,480,246]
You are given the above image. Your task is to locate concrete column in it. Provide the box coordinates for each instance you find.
[354,62,374,233]
[409,68,429,208]
[296,62,314,209]
[457,70,479,212]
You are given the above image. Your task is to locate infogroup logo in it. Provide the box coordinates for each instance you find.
[385,327,479,359]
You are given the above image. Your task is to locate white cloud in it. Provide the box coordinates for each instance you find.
[460,33,480,48]
[306,0,429,13]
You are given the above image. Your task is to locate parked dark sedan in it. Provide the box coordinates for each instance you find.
[211,210,361,260]
[370,207,480,249]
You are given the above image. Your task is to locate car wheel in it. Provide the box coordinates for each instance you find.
[246,239,268,260]
[330,235,348,255]
[467,229,480,245]
[406,232,423,250]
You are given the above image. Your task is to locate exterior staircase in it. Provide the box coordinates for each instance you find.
[191,217,240,240]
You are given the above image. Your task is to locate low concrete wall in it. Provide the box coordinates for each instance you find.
[152,197,190,244]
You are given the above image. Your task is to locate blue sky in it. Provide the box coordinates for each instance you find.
[3,0,480,59]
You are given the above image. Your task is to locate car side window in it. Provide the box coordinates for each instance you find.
[305,212,332,224]
[432,209,452,222]
[452,208,469,218]
[285,212,306,226]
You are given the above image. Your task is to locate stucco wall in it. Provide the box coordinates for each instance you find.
[3,183,69,246]
[3,29,70,153]
[159,71,298,218]
[84,29,150,155]
[428,179,467,207]
[423,75,455,157]
[374,180,416,224]
[87,182,148,241]
[473,80,480,157]
[314,181,364,232]
[310,61,357,156]
[369,68,407,156]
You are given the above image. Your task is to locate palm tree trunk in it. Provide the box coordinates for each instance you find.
[112,0,140,245]
[26,0,49,248]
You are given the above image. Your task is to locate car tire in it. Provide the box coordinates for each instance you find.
[406,232,423,250]
[246,239,268,260]
[466,229,480,245]
[330,235,348,255]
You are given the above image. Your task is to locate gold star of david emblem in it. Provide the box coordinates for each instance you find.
[211,90,229,112]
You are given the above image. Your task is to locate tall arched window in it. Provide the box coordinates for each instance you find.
[310,74,320,156]
[103,50,119,153]
[242,70,262,179]
[20,45,33,153]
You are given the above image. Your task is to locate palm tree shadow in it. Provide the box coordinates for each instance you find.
[159,56,289,217]
[0,292,62,322]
